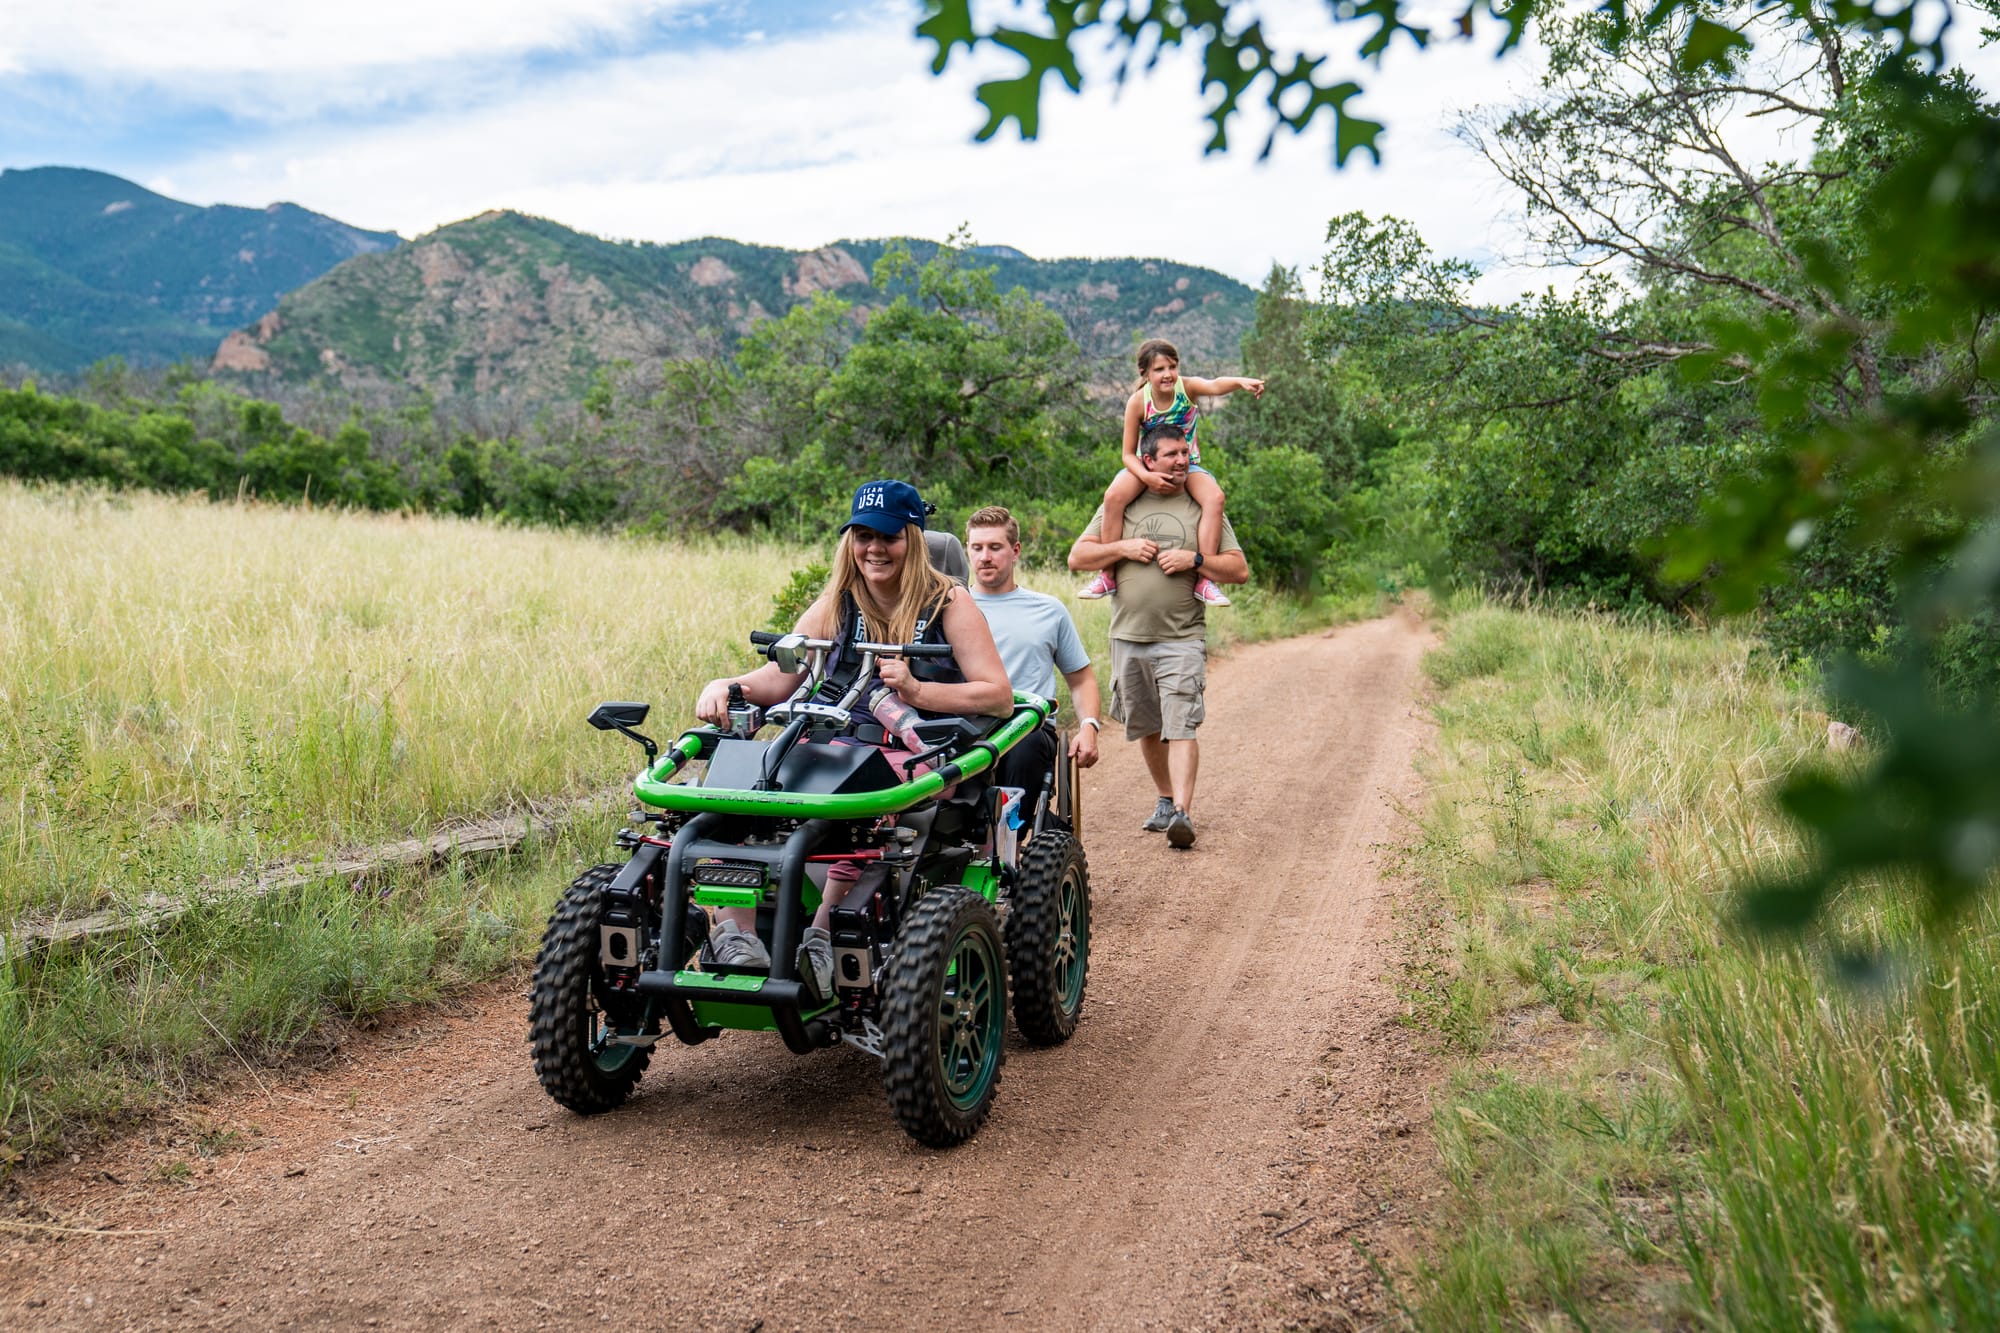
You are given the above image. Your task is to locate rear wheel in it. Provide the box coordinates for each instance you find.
[1006,832,1091,1045]
[529,863,659,1114]
[881,887,1008,1147]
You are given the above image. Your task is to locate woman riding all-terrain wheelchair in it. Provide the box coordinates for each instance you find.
[528,483,1091,1148]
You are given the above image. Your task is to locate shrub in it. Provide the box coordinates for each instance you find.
[767,561,831,630]
[1223,444,1337,590]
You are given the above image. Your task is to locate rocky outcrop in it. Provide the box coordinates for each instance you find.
[211,330,271,372]
[206,215,1259,403]
[210,311,282,372]
[784,247,869,297]
[414,242,472,290]
[689,256,737,287]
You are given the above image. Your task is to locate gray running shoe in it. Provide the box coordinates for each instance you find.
[1166,808,1196,849]
[1140,797,1177,832]
[706,918,771,969]
[798,925,835,1002]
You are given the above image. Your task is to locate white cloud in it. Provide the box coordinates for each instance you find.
[4,0,710,120]
[6,0,696,76]
[148,7,1543,305]
[23,0,1998,316]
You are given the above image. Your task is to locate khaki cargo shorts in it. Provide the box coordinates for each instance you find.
[1108,638,1207,741]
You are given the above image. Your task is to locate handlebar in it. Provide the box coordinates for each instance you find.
[869,641,954,659]
[749,632,952,660]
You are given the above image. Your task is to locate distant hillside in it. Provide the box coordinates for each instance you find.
[0,166,400,373]
[213,210,1257,403]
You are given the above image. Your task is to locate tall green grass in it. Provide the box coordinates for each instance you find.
[1402,597,2000,1329]
[0,483,807,1155]
[0,829,603,1152]
[0,483,806,921]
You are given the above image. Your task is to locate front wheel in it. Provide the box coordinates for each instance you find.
[1006,831,1091,1045]
[881,887,1008,1147]
[528,863,659,1115]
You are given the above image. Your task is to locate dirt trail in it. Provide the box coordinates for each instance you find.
[5,613,1442,1331]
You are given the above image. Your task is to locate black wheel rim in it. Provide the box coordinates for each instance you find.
[938,926,1003,1109]
[1055,861,1087,1014]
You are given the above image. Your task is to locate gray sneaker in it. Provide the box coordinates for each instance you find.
[1141,797,1177,832]
[1165,808,1196,849]
[797,925,835,1002]
[706,918,771,969]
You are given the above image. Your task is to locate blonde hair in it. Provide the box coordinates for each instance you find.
[965,505,1019,545]
[827,523,955,646]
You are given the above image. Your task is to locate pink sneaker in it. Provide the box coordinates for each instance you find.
[1078,570,1117,599]
[1194,576,1232,607]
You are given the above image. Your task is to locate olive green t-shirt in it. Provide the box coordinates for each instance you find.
[1082,489,1242,643]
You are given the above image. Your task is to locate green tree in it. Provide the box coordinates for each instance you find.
[1223,445,1337,589]
[1215,264,1392,492]
[916,0,2000,928]
[719,232,1100,535]
[913,0,1956,164]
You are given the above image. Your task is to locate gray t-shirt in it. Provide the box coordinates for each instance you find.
[1082,489,1242,643]
[970,587,1090,701]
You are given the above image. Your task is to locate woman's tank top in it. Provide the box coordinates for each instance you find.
[821,590,964,728]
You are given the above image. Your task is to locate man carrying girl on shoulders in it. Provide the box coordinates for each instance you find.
[1077,338,1264,608]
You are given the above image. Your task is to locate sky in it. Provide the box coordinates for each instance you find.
[2,1,1995,305]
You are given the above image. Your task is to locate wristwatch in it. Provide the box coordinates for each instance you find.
[1193,552,1205,568]
[1080,717,1102,731]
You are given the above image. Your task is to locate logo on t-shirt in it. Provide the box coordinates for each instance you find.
[1131,512,1191,550]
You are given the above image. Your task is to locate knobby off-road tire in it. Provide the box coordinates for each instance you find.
[881,886,1008,1148]
[529,863,658,1115]
[1005,831,1091,1046]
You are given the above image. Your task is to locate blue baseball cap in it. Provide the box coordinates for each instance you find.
[842,479,927,537]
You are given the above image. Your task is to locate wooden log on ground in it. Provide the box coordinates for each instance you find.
[0,788,628,963]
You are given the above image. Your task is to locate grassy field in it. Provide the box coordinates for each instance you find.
[0,481,1359,1157]
[1399,597,2000,1329]
[0,484,812,922]
[0,483,813,1152]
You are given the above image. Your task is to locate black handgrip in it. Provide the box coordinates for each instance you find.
[749,631,781,646]
[893,643,955,659]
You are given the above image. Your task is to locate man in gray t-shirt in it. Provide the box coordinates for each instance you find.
[965,505,1101,823]
[1068,422,1249,849]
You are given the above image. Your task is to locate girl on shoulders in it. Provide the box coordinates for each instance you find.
[1078,338,1263,606]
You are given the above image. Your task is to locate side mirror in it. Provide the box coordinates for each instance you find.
[587,702,658,763]
[588,702,650,732]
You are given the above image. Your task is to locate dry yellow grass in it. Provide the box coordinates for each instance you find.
[0,483,807,919]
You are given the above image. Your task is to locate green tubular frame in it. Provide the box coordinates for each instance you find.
[631,693,1050,816]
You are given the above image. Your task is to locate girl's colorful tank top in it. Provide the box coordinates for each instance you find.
[1139,377,1201,463]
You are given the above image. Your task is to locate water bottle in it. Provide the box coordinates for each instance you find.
[863,682,928,754]
[726,683,762,738]
[995,786,1025,866]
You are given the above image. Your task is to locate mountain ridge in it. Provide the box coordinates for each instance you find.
[0,166,402,372]
[0,166,1262,399]
[212,208,1260,403]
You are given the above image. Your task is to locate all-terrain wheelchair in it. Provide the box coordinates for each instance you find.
[528,629,1091,1146]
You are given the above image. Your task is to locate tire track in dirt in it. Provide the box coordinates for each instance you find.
[3,612,1439,1332]
[995,615,1434,1326]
